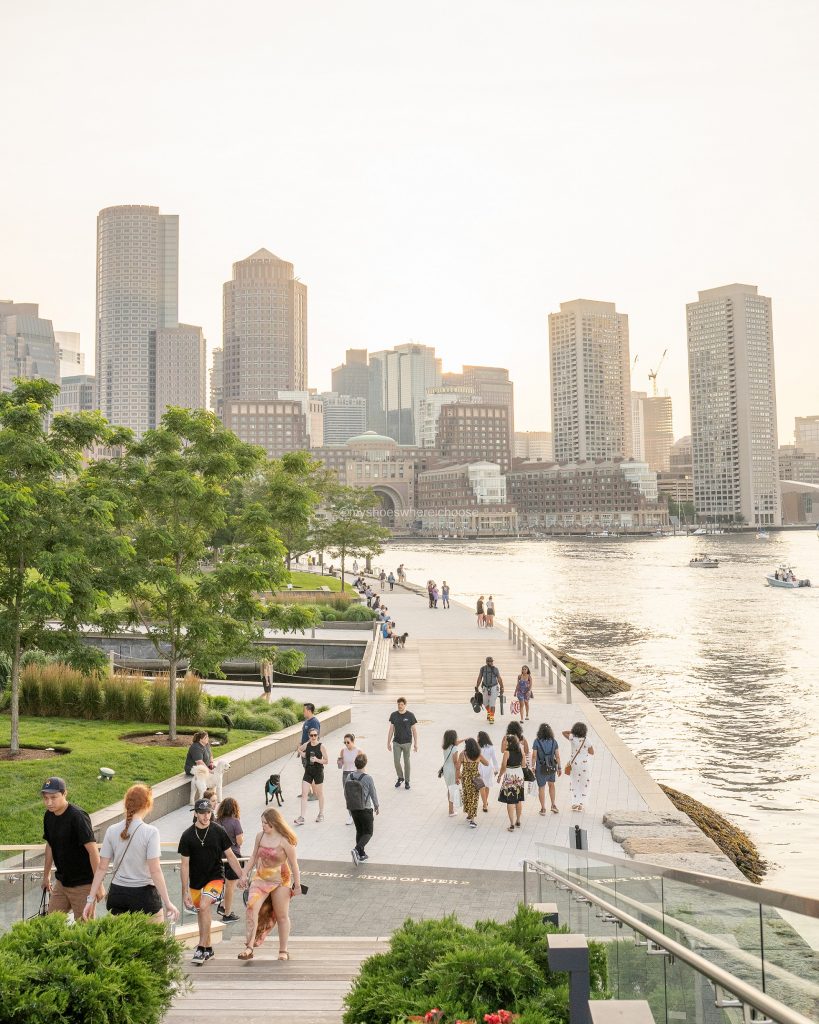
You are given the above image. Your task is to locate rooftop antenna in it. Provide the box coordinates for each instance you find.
[648,349,667,397]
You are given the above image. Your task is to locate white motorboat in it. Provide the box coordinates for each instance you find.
[756,529,770,539]
[766,565,811,588]
[690,553,719,568]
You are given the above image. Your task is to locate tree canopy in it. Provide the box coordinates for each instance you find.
[317,486,391,588]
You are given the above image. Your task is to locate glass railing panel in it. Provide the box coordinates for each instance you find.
[760,904,819,1020]
[605,935,669,1022]
[663,943,739,1024]
[659,876,764,994]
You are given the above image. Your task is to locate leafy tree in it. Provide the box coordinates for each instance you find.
[0,380,122,754]
[259,450,333,568]
[317,486,391,589]
[93,408,314,740]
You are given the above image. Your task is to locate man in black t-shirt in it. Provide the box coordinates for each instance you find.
[179,799,247,965]
[386,697,418,790]
[41,777,102,919]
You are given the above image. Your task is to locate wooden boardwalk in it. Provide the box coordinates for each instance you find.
[166,935,388,1024]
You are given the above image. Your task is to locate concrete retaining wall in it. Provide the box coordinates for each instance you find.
[88,705,352,840]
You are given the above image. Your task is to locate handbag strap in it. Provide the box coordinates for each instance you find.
[110,821,143,885]
[441,746,455,772]
[567,737,586,771]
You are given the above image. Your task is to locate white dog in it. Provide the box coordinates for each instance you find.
[189,758,231,806]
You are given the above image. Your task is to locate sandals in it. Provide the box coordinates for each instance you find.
[507,825,515,832]
[482,806,488,813]
[293,816,305,826]
[315,813,324,823]
[238,947,254,961]
[551,805,559,814]
[539,808,547,816]
[278,950,290,960]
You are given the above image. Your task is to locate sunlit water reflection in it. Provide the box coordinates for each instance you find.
[386,532,819,895]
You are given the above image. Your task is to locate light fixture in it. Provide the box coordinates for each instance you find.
[98,767,115,781]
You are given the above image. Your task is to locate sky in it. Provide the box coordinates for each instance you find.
[2,0,818,440]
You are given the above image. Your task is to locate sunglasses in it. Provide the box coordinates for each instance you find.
[309,733,319,738]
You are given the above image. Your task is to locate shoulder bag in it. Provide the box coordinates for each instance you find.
[438,746,455,779]
[564,737,586,777]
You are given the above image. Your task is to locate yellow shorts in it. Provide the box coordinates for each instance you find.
[190,879,224,909]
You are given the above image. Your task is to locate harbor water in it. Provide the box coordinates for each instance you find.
[384,531,819,896]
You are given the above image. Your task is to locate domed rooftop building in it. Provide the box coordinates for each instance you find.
[346,430,399,461]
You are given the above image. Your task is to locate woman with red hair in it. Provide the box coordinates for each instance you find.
[83,784,179,924]
[238,807,301,961]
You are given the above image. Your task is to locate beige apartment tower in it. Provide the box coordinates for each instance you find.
[549,299,632,464]
[95,205,179,435]
[686,284,780,525]
[154,324,207,422]
[222,249,307,406]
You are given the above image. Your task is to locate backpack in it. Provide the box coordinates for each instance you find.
[535,739,557,773]
[480,665,499,688]
[344,774,368,812]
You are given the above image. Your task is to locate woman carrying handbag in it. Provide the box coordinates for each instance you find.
[562,722,595,812]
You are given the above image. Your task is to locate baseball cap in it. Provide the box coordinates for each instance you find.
[41,777,67,794]
[194,799,213,813]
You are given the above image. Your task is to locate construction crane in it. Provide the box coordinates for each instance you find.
[648,349,667,397]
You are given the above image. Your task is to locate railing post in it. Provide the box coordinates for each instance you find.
[556,658,562,695]
[548,935,591,1024]
[522,859,528,905]
[508,618,513,641]
[565,666,572,704]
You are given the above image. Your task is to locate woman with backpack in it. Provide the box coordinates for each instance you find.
[532,723,561,815]
[345,753,379,865]
[338,733,362,826]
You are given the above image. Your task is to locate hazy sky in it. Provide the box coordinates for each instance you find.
[2,0,817,439]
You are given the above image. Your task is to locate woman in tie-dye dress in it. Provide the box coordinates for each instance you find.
[562,722,595,812]
[238,808,301,961]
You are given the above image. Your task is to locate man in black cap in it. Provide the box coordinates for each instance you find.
[179,799,248,965]
[41,777,102,919]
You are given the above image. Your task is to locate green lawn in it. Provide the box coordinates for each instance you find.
[0,717,267,847]
[287,570,355,592]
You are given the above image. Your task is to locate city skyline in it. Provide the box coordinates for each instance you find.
[2,1,818,441]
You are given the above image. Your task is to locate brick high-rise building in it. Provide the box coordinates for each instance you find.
[436,403,511,471]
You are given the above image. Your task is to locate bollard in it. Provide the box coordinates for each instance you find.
[548,934,591,1024]
[531,901,560,927]
[589,1001,655,1024]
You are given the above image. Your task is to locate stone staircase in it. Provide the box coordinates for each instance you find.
[165,935,387,1023]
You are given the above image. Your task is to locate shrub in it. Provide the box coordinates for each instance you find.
[18,668,41,716]
[0,911,186,1024]
[176,674,204,725]
[148,677,170,724]
[315,605,339,621]
[120,674,148,722]
[206,694,231,711]
[101,676,125,720]
[344,604,377,621]
[77,671,105,720]
[205,709,229,729]
[55,666,85,717]
[277,708,298,727]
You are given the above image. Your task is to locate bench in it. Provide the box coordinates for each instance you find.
[372,636,390,682]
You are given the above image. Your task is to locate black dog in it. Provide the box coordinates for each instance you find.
[264,773,283,806]
[392,632,409,649]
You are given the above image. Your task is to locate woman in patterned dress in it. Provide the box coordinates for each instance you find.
[562,722,595,812]
[459,737,489,829]
[497,735,526,831]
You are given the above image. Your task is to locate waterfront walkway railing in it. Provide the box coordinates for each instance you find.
[524,842,819,1024]
[508,617,572,703]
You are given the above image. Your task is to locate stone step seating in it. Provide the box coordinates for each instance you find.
[165,935,387,1024]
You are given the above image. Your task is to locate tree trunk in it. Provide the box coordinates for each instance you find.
[340,553,346,591]
[9,630,21,756]
[168,647,178,742]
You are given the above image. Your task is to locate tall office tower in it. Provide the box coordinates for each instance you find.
[331,348,369,414]
[222,249,308,408]
[795,415,819,455]
[0,301,60,392]
[548,299,632,465]
[95,205,179,435]
[154,324,206,422]
[642,394,673,473]
[320,393,367,445]
[631,393,646,461]
[210,347,223,417]
[686,284,780,525]
[368,342,441,444]
[55,375,96,414]
[513,430,553,462]
[56,331,85,378]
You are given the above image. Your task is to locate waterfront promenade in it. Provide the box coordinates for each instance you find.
[158,581,737,1020]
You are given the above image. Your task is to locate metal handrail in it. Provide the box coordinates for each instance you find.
[525,860,816,1024]
[508,617,572,703]
[534,840,819,919]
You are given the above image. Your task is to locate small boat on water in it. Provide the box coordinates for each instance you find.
[690,553,719,568]
[766,565,811,588]
[756,529,770,539]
